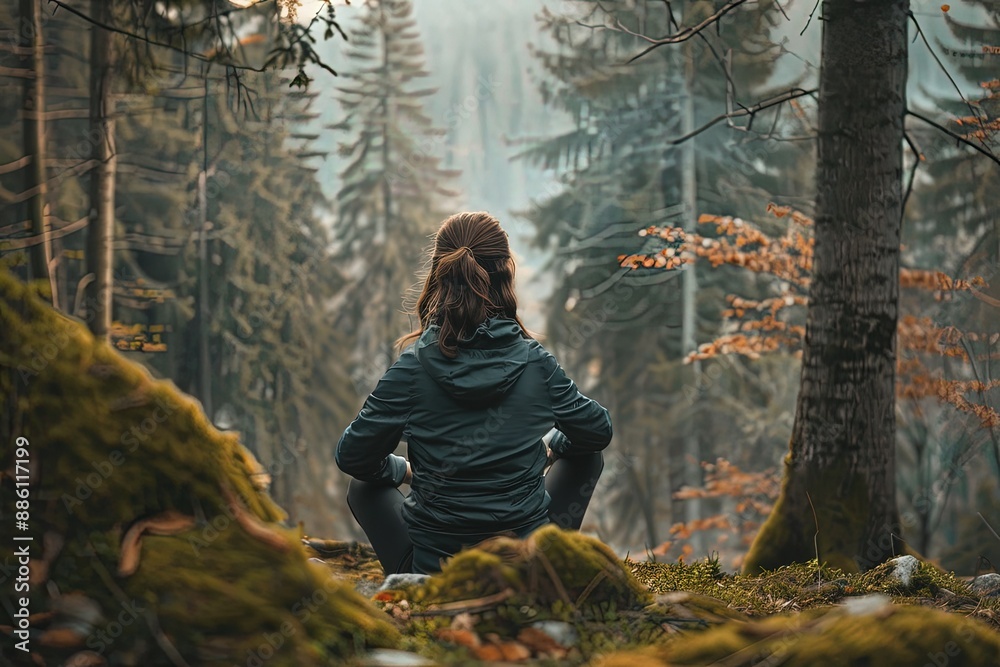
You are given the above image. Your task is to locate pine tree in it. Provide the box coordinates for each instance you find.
[329,0,458,382]
[519,0,805,551]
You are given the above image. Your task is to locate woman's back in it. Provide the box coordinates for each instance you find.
[335,211,612,574]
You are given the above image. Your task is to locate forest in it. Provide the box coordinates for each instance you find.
[0,0,999,665]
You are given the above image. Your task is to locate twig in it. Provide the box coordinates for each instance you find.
[670,88,817,145]
[537,550,575,609]
[908,11,985,134]
[800,0,821,36]
[978,512,1000,543]
[88,546,192,667]
[902,131,922,222]
[907,111,1000,168]
[627,0,751,62]
[412,588,515,617]
[805,491,821,586]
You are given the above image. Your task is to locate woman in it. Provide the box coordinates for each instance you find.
[336,211,612,575]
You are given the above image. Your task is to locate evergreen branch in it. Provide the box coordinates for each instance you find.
[0,156,31,175]
[0,159,99,204]
[0,216,88,250]
[669,88,817,145]
[906,110,1000,168]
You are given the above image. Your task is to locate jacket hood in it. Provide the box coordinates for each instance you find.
[414,317,530,407]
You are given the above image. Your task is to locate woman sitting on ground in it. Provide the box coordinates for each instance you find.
[336,211,613,575]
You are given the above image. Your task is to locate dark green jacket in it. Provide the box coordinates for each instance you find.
[336,317,613,572]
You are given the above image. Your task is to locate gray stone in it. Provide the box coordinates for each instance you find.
[378,573,430,592]
[360,649,436,666]
[969,572,1000,597]
[888,555,920,588]
[355,579,383,599]
[529,620,578,647]
[843,593,891,616]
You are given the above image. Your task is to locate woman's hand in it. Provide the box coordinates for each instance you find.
[403,461,413,485]
[546,447,559,468]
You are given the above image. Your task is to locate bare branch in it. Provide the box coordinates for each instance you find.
[908,11,986,134]
[0,159,98,204]
[627,0,750,63]
[0,216,88,250]
[907,110,1000,168]
[670,87,817,145]
[902,132,922,222]
[0,156,31,175]
[801,0,821,36]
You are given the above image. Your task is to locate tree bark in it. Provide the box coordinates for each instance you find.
[84,0,116,339]
[20,0,56,307]
[743,0,909,574]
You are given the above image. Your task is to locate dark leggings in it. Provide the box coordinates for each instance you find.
[346,452,605,575]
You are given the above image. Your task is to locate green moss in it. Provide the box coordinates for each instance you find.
[629,556,983,617]
[743,454,873,574]
[410,525,651,615]
[595,602,1000,667]
[0,269,399,665]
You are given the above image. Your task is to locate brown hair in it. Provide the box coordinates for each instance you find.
[396,211,531,358]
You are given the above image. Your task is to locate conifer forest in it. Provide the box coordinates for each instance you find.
[1,1,1000,665]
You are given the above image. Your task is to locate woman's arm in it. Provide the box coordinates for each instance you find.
[335,354,413,486]
[543,352,613,457]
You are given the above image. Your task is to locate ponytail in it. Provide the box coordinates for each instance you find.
[396,211,532,357]
[433,246,491,358]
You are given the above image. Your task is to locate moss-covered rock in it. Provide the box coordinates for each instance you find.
[596,597,1000,667]
[410,525,652,615]
[0,269,399,665]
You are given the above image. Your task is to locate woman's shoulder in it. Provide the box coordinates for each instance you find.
[522,337,563,375]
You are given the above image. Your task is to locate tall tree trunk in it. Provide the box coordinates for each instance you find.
[743,0,909,574]
[680,37,703,556]
[84,0,116,339]
[20,0,56,307]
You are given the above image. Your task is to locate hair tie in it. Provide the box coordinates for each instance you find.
[457,246,473,257]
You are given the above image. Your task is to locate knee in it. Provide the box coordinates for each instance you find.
[346,477,371,507]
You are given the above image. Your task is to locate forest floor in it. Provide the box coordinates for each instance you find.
[306,535,1000,667]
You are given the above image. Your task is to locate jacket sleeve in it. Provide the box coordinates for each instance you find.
[335,354,412,487]
[542,350,613,457]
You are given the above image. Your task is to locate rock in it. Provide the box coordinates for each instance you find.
[888,555,920,588]
[842,593,891,616]
[528,620,579,647]
[412,525,651,613]
[355,579,384,598]
[378,573,431,592]
[969,572,1000,597]
[360,649,437,666]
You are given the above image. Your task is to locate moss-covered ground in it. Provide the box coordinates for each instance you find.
[0,270,399,666]
[4,268,1000,666]
[311,533,1000,666]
